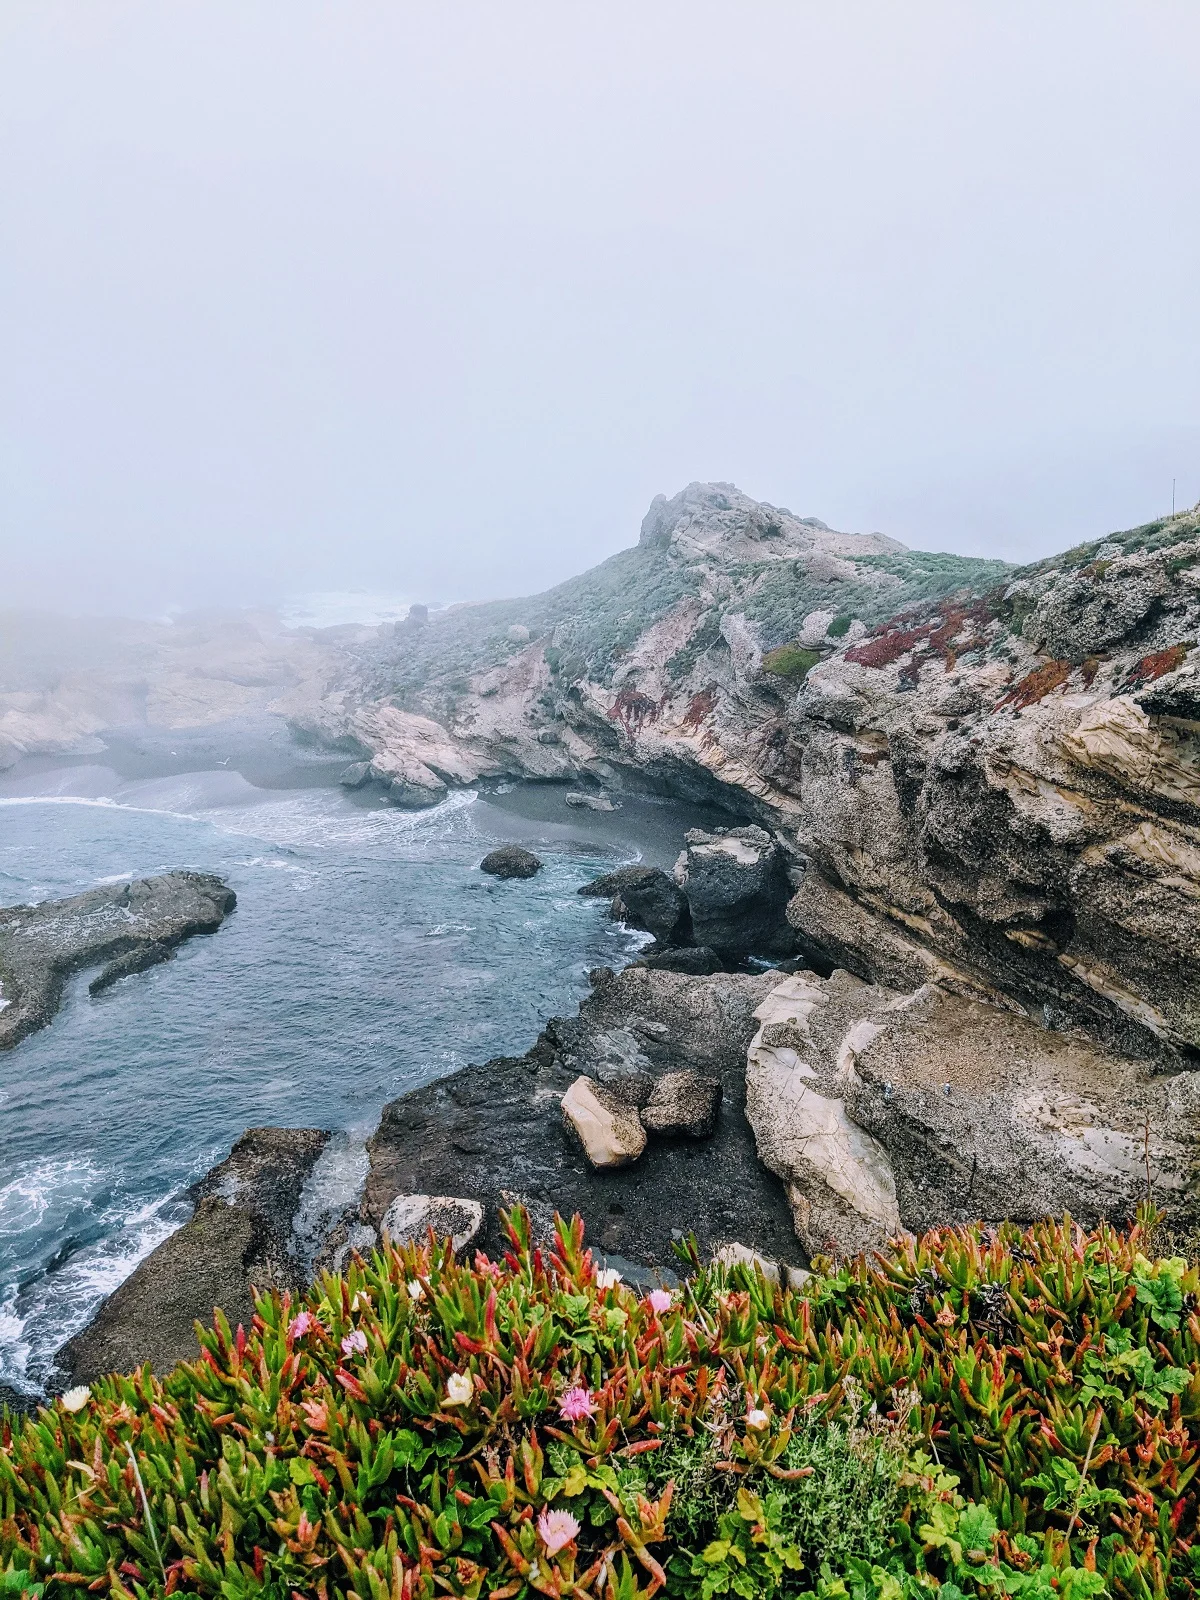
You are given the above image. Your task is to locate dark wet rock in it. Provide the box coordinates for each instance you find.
[0,872,237,1050]
[338,760,373,788]
[565,791,615,812]
[58,1127,329,1383]
[0,1382,39,1417]
[674,826,794,959]
[359,965,803,1277]
[635,946,724,976]
[642,1071,722,1138]
[480,844,543,879]
[578,866,652,898]
[610,868,691,946]
[88,940,175,994]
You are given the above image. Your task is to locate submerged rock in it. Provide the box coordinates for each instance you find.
[565,791,615,812]
[58,1127,329,1384]
[480,845,543,879]
[0,872,237,1050]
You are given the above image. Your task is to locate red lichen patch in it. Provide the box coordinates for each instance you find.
[995,659,1071,710]
[680,686,717,731]
[846,622,937,669]
[607,687,660,737]
[1125,642,1191,689]
[846,599,994,674]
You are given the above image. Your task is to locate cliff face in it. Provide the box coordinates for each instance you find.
[309,482,1200,1066]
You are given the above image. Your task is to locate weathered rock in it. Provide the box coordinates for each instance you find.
[712,1241,810,1289]
[480,844,543,879]
[359,964,803,1276]
[58,1128,329,1383]
[641,1071,722,1137]
[565,791,616,812]
[0,1382,39,1417]
[605,866,691,945]
[562,1077,647,1168]
[745,971,902,1259]
[634,946,724,975]
[674,826,794,959]
[338,760,373,788]
[0,872,237,1050]
[381,1194,484,1253]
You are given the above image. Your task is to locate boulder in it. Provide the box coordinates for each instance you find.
[565,791,616,812]
[58,1128,329,1383]
[537,728,560,745]
[713,1241,810,1289]
[561,1077,647,1169]
[610,867,691,946]
[641,1071,722,1138]
[480,845,543,880]
[635,946,724,975]
[338,761,373,789]
[381,1194,484,1254]
[673,826,794,959]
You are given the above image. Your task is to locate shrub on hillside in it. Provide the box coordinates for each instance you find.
[2,1209,1197,1600]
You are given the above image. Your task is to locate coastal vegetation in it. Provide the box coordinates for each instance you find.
[3,1206,1197,1600]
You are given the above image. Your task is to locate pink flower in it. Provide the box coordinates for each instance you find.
[558,1385,597,1423]
[288,1311,316,1340]
[646,1288,672,1314]
[537,1507,581,1555]
[341,1329,368,1356]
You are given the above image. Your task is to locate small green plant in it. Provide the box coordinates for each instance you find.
[827,613,853,638]
[763,643,822,680]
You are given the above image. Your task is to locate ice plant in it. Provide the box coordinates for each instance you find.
[646,1287,672,1313]
[444,1370,474,1406]
[341,1328,368,1356]
[746,1408,771,1432]
[558,1384,597,1422]
[595,1267,621,1290]
[59,1385,90,1413]
[407,1279,425,1301]
[537,1507,581,1555]
[288,1310,316,1339]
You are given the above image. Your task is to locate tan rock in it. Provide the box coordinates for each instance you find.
[561,1076,646,1169]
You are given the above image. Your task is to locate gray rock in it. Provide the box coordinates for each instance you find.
[338,761,373,788]
[674,826,794,959]
[480,844,543,879]
[58,1127,329,1383]
[641,1071,722,1138]
[565,791,616,812]
[381,1194,484,1254]
[635,946,724,975]
[0,872,237,1051]
[0,1382,39,1417]
[537,728,560,745]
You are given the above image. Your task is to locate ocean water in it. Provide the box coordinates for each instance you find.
[0,764,705,1396]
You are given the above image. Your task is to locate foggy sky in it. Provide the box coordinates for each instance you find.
[2,2,1198,618]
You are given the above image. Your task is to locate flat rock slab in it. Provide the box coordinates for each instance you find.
[58,1127,328,1384]
[642,1071,722,1138]
[0,871,236,1049]
[359,965,804,1278]
[381,1194,484,1253]
[562,1076,647,1168]
[480,845,543,879]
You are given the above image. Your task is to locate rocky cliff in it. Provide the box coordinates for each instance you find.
[297,481,1200,1069]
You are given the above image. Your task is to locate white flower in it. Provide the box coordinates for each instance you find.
[444,1370,474,1406]
[746,1408,771,1432]
[407,1280,425,1301]
[595,1268,622,1290]
[60,1385,91,1413]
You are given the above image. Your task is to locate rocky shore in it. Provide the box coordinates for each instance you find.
[8,480,1200,1401]
[0,872,237,1049]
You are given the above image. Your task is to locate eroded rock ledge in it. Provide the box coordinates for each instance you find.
[0,872,237,1049]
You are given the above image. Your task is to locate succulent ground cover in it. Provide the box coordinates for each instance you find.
[3,1209,1199,1600]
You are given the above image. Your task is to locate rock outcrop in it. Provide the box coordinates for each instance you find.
[0,873,237,1049]
[58,1128,329,1383]
[673,825,795,959]
[480,845,543,879]
[743,966,1200,1260]
[355,964,803,1275]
